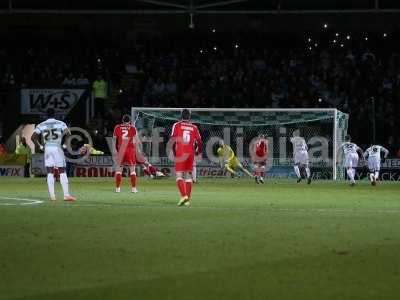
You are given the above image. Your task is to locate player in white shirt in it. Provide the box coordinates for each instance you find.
[340,135,363,186]
[290,132,311,184]
[31,108,76,201]
[363,144,389,185]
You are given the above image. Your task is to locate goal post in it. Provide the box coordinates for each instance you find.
[131,107,349,180]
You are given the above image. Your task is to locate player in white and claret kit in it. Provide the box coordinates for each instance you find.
[290,132,311,184]
[31,108,76,201]
[363,144,389,186]
[340,135,363,186]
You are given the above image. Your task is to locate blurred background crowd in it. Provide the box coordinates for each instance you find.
[0,12,399,157]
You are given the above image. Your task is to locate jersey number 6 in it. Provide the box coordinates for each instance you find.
[183,130,191,144]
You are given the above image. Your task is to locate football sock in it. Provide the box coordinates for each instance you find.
[294,165,301,178]
[115,172,122,188]
[54,167,60,182]
[369,173,374,182]
[347,168,354,181]
[305,167,311,178]
[47,173,55,198]
[185,179,192,198]
[59,173,70,197]
[176,178,186,197]
[352,169,356,180]
[374,171,379,180]
[130,173,137,187]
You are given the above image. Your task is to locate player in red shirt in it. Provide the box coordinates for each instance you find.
[113,114,139,193]
[251,134,268,184]
[170,109,202,206]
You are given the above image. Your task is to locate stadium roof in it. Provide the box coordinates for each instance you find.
[0,0,399,14]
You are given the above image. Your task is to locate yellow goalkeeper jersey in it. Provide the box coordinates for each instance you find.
[217,145,240,169]
[217,145,234,160]
[84,144,104,155]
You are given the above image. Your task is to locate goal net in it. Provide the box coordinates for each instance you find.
[131,108,349,180]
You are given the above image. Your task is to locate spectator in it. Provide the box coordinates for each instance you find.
[153,78,165,95]
[15,136,32,177]
[92,74,108,117]
[0,136,7,156]
[165,77,177,94]
[76,73,90,86]
[0,103,3,137]
[0,35,399,152]
[62,73,77,86]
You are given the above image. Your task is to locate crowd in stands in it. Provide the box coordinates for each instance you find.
[125,34,400,154]
[0,33,399,155]
[0,45,124,88]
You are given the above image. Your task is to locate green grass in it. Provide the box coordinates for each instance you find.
[1,177,400,300]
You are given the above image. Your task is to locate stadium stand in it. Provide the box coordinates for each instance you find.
[0,32,399,155]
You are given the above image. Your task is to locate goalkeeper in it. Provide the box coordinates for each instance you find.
[217,140,253,178]
[80,143,104,155]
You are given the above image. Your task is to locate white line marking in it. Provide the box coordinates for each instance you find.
[1,197,399,215]
[54,202,400,214]
[0,197,43,206]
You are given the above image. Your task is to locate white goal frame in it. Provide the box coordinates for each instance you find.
[132,107,344,180]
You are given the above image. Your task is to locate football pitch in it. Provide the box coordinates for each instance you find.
[1,177,400,300]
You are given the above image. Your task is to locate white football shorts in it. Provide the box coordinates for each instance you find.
[368,158,380,172]
[294,150,309,166]
[44,146,66,168]
[344,153,359,168]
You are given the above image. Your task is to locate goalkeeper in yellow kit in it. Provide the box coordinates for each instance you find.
[217,140,253,178]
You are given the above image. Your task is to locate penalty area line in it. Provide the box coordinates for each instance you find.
[0,196,44,206]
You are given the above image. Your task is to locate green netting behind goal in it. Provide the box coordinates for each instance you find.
[132,108,348,180]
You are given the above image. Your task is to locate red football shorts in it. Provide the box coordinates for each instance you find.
[117,148,136,166]
[174,152,194,172]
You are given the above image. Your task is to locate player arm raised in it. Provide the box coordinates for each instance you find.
[265,139,269,155]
